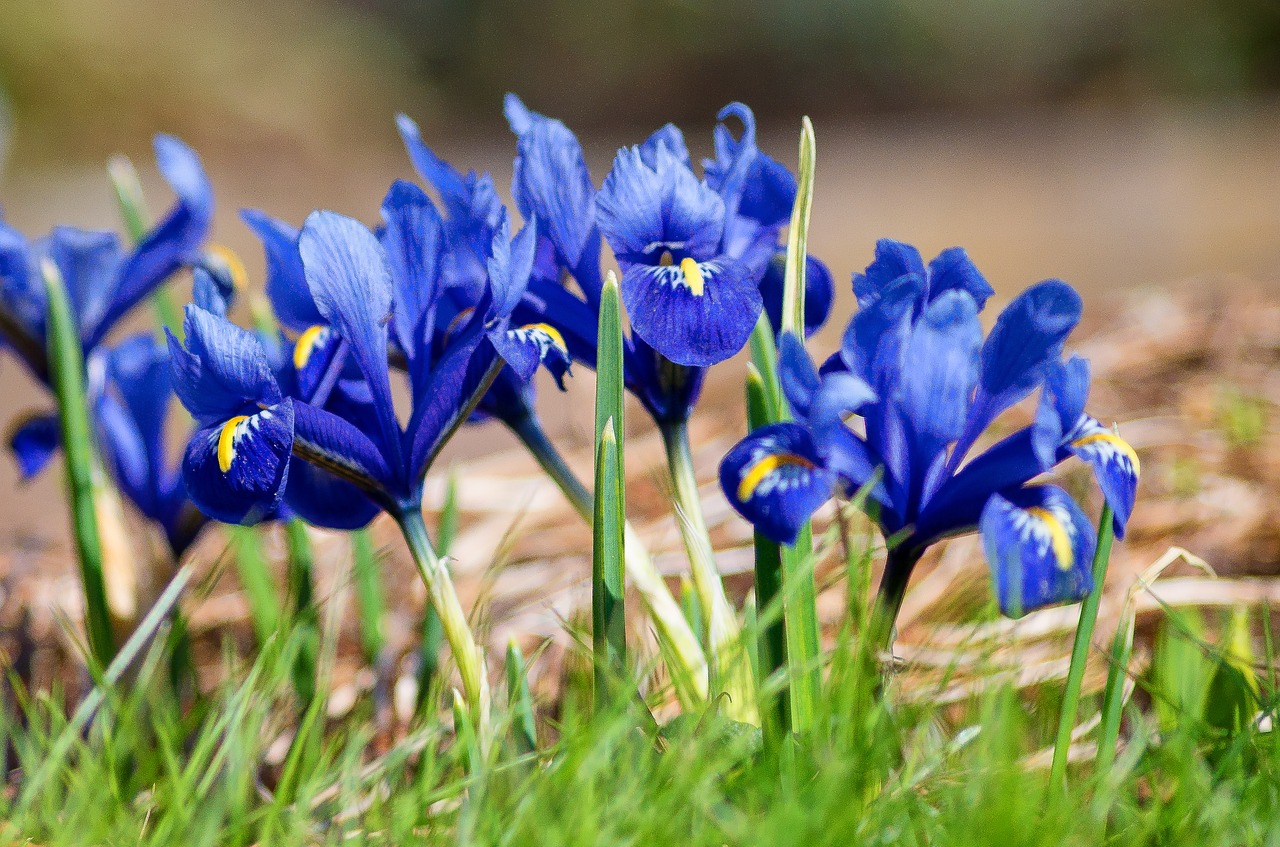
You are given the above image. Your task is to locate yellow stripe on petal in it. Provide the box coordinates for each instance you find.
[206,244,248,290]
[293,325,327,370]
[520,322,568,353]
[679,257,705,297]
[1071,431,1141,477]
[217,415,249,473]
[737,452,816,501]
[1026,506,1074,571]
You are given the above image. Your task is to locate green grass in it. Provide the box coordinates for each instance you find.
[3,555,1279,846]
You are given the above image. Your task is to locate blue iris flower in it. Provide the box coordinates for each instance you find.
[719,239,1140,618]
[170,208,565,528]
[503,95,833,425]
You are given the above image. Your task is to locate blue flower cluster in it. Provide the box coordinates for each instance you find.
[0,136,231,555]
[720,240,1140,617]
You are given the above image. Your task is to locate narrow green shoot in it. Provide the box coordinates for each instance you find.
[506,640,538,755]
[227,526,281,647]
[284,519,319,706]
[417,472,458,713]
[592,273,627,706]
[1050,504,1115,793]
[42,259,115,666]
[781,116,815,339]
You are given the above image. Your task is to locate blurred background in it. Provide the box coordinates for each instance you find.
[2,0,1280,545]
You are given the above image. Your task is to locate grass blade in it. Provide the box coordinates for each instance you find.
[506,640,538,755]
[228,526,281,646]
[284,519,319,707]
[351,528,385,665]
[1050,503,1115,793]
[42,258,115,666]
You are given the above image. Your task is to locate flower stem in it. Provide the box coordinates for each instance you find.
[660,420,757,724]
[1050,505,1115,794]
[395,507,491,746]
[868,545,920,670]
[508,413,709,709]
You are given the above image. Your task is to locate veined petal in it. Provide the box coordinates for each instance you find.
[380,179,444,363]
[291,324,347,404]
[183,401,294,525]
[298,211,403,470]
[168,306,282,427]
[639,123,691,168]
[8,412,60,480]
[485,209,538,320]
[981,485,1096,618]
[898,290,982,451]
[1065,416,1140,537]
[192,267,230,317]
[289,401,395,505]
[409,312,493,477]
[240,209,323,332]
[926,247,994,310]
[505,95,597,271]
[719,422,835,545]
[595,146,666,260]
[620,257,761,367]
[395,113,472,222]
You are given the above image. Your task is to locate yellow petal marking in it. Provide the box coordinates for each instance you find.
[679,257,705,297]
[1026,506,1074,571]
[737,452,816,502]
[293,325,327,370]
[1071,431,1141,477]
[520,322,568,353]
[217,415,250,474]
[206,244,248,290]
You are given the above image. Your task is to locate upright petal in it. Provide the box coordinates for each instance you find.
[298,211,403,472]
[898,290,982,455]
[240,209,323,332]
[720,421,836,545]
[926,247,994,310]
[395,113,472,223]
[183,401,294,525]
[485,210,538,320]
[852,239,926,303]
[380,180,444,363]
[981,485,1096,618]
[41,227,122,341]
[506,95,597,271]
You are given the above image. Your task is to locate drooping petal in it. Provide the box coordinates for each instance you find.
[183,401,294,525]
[492,321,572,388]
[620,257,761,367]
[505,95,597,272]
[1064,416,1140,537]
[8,412,60,480]
[759,251,835,338]
[283,460,380,530]
[289,400,396,505]
[240,209,323,332]
[515,276,601,367]
[92,135,214,347]
[926,247,994,311]
[298,211,403,471]
[1031,354,1091,467]
[719,422,836,545]
[980,485,1096,618]
[168,306,283,427]
[778,331,821,419]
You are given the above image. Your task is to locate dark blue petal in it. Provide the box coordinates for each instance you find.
[981,485,1096,618]
[737,151,797,228]
[168,306,282,427]
[106,334,171,470]
[290,401,395,502]
[493,322,572,387]
[240,209,323,332]
[1064,416,1140,537]
[845,270,926,393]
[916,426,1045,543]
[8,412,60,480]
[298,211,403,471]
[719,422,835,545]
[513,276,600,366]
[778,331,820,420]
[96,393,155,517]
[283,460,380,530]
[809,372,877,445]
[1031,354,1091,467]
[183,401,294,525]
[290,325,347,405]
[852,239,926,303]
[409,311,492,476]
[91,135,214,347]
[620,257,761,367]
[380,179,444,365]
[505,95,597,271]
[927,247,994,310]
[703,102,762,226]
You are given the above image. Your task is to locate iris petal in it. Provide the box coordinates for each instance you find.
[1065,416,1140,537]
[926,247,994,310]
[380,179,444,364]
[853,240,926,304]
[759,251,835,338]
[167,306,282,427]
[719,422,835,545]
[620,258,761,367]
[981,485,1096,618]
[183,401,294,525]
[241,209,323,332]
[8,412,60,480]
